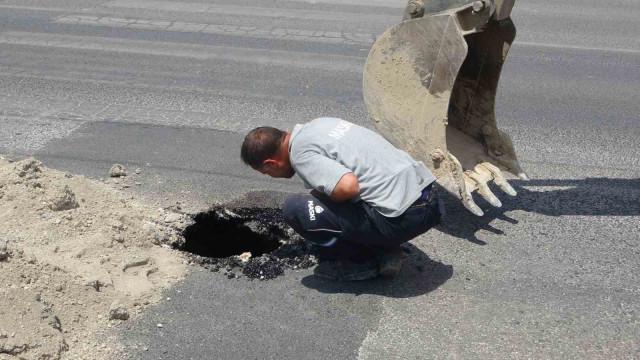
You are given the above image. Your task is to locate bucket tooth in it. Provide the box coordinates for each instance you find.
[465,198,484,217]
[478,162,517,196]
[515,163,529,180]
[451,152,484,216]
[468,171,502,207]
[462,176,484,216]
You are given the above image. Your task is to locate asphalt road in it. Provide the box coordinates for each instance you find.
[1,0,639,359]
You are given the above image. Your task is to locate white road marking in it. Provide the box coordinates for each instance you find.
[53,15,375,45]
[286,0,405,8]
[515,41,640,55]
[103,0,397,23]
[0,31,365,73]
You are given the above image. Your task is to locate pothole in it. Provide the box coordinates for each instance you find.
[178,206,317,280]
[182,207,283,258]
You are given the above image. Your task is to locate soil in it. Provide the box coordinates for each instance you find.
[0,156,317,360]
[0,156,189,360]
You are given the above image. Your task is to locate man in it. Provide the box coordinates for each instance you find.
[241,117,444,281]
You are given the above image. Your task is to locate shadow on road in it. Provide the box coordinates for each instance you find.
[438,177,640,245]
[300,243,453,298]
[232,178,639,296]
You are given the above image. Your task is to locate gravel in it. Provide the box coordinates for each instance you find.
[108,164,127,178]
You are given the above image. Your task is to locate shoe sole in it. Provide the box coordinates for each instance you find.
[314,267,379,281]
[379,249,403,279]
[314,262,380,282]
[340,269,379,282]
[378,266,400,279]
[313,269,338,281]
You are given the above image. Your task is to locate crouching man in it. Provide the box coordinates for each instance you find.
[241,117,444,281]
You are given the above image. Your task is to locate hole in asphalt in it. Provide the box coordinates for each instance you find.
[178,206,317,280]
[181,207,284,258]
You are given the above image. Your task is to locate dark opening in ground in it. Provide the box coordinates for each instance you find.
[178,206,316,280]
[181,206,284,258]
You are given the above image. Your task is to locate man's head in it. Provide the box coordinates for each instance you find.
[241,126,295,178]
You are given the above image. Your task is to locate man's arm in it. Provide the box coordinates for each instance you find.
[294,150,357,200]
[329,172,359,202]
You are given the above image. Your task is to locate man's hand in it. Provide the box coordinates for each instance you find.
[329,173,360,202]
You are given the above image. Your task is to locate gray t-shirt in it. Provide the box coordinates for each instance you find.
[289,117,436,217]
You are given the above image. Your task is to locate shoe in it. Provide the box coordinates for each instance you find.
[378,247,403,279]
[313,260,379,281]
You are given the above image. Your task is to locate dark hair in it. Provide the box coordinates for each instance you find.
[240,127,286,168]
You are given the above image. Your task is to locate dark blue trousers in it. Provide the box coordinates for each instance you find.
[282,188,444,262]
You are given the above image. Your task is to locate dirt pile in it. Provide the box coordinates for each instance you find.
[0,156,188,360]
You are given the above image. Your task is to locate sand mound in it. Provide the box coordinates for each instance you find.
[0,156,188,360]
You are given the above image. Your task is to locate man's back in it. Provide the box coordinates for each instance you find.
[288,117,435,217]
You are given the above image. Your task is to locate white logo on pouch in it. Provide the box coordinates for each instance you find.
[315,206,324,214]
[308,200,316,221]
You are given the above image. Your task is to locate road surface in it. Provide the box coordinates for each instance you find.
[0,0,639,358]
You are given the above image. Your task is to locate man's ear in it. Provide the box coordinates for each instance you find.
[263,159,278,168]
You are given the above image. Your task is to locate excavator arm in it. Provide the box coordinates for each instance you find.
[363,0,527,216]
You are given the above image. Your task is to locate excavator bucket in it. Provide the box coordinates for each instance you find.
[363,0,528,216]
